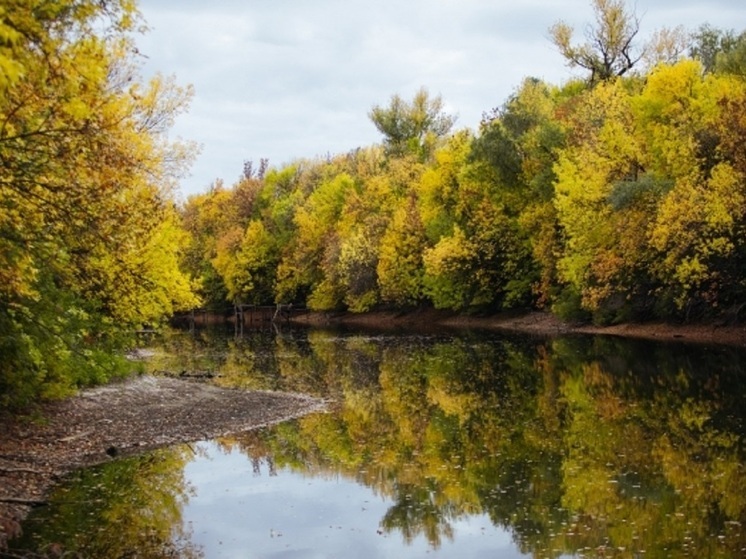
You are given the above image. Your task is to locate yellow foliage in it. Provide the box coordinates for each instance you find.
[1,0,200,404]
[650,162,744,305]
[112,210,201,324]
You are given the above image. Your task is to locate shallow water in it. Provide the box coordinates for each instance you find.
[9,326,746,558]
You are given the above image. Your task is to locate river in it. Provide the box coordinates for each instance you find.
[7,325,746,558]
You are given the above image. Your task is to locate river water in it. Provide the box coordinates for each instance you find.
[8,325,746,558]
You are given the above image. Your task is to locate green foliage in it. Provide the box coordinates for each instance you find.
[369,87,456,160]
[472,78,565,205]
[607,174,674,210]
[551,285,591,323]
[716,33,746,77]
[0,284,134,409]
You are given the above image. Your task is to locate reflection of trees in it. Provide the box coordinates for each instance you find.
[8,447,200,558]
[380,483,456,547]
[549,336,746,557]
[226,331,567,549]
[149,327,746,556]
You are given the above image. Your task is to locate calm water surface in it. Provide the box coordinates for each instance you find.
[9,326,746,558]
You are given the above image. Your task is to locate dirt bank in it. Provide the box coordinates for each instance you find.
[0,376,326,549]
[291,308,746,347]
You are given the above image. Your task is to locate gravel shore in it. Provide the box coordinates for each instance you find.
[0,376,326,549]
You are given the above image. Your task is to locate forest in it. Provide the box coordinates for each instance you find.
[2,0,746,408]
[183,8,746,322]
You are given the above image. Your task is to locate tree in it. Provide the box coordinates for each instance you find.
[715,30,746,78]
[422,196,533,312]
[180,183,236,308]
[549,0,643,83]
[338,228,381,312]
[233,220,278,305]
[552,77,655,321]
[377,193,428,307]
[641,64,746,314]
[470,78,571,308]
[275,172,354,306]
[643,26,689,68]
[105,207,199,325]
[369,87,456,160]
[549,59,746,321]
[0,1,198,408]
[689,25,746,76]
[417,131,472,243]
[332,165,405,312]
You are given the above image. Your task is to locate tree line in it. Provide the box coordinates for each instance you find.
[182,1,746,326]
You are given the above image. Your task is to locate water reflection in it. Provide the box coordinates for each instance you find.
[8,327,746,558]
[181,439,522,558]
[8,447,201,558]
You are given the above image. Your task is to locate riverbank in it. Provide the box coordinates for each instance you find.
[290,308,746,346]
[0,377,326,550]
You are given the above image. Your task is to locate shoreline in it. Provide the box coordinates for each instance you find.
[290,308,746,347]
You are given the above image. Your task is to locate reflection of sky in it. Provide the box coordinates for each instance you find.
[182,441,525,559]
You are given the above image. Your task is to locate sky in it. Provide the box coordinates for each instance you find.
[133,0,745,198]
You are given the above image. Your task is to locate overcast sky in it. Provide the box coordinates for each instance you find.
[134,0,745,198]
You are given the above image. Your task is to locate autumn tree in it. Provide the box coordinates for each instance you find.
[549,0,644,83]
[275,171,354,307]
[641,62,746,315]
[226,220,278,305]
[377,193,428,307]
[466,79,570,309]
[549,58,746,321]
[552,79,642,319]
[334,170,402,312]
[1,1,198,407]
[180,182,237,308]
[413,130,535,311]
